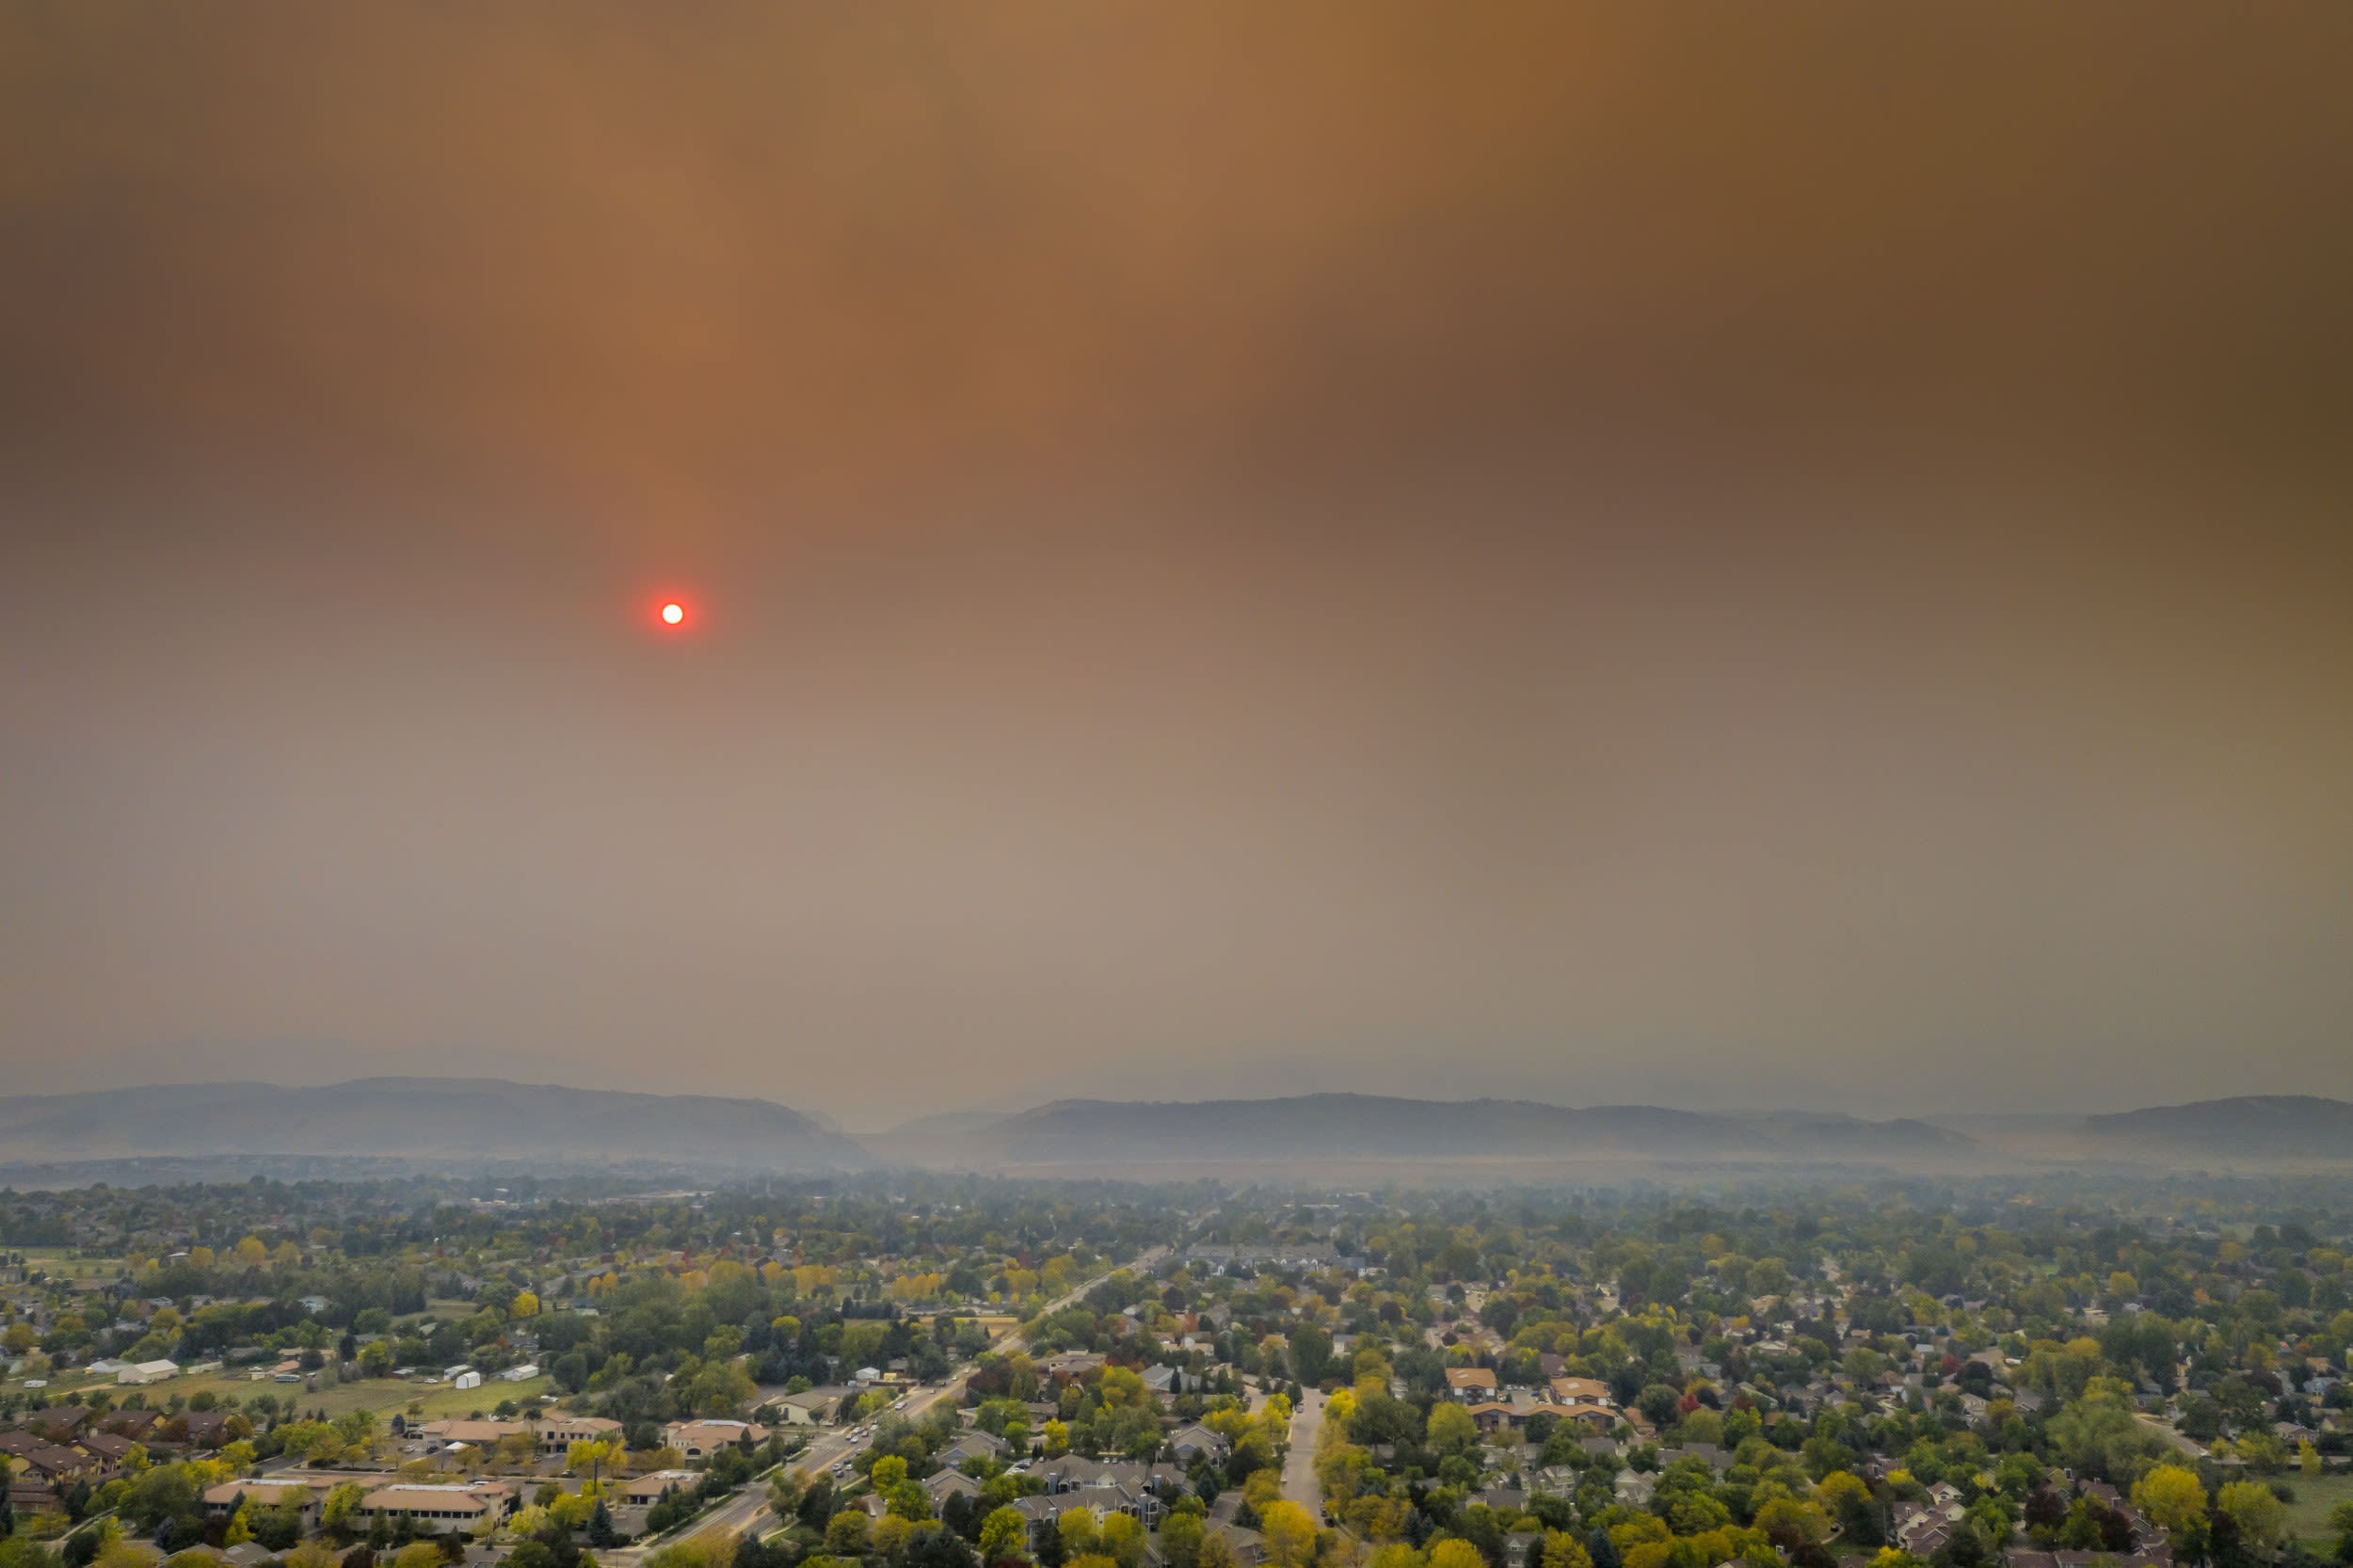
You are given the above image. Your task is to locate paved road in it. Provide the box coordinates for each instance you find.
[1280,1389,1326,1514]
[602,1245,1175,1564]
[2137,1412,2206,1459]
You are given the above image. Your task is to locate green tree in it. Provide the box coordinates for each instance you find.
[2215,1482,2282,1555]
[1160,1512,1206,1568]
[1099,1514,1145,1568]
[683,1360,757,1418]
[1059,1510,1100,1561]
[1544,1531,1593,1568]
[824,1512,871,1557]
[978,1506,1028,1562]
[2046,1384,2170,1477]
[1288,1326,1333,1385]
[1426,1402,1477,1454]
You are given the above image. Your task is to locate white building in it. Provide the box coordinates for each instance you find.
[454,1369,483,1390]
[118,1359,180,1385]
[498,1363,539,1383]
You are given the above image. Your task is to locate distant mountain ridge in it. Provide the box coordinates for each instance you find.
[5,1080,2347,1178]
[889,1092,1973,1166]
[2082,1095,2353,1158]
[0,1078,870,1171]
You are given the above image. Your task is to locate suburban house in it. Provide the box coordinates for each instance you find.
[360,1481,517,1527]
[1464,1400,1526,1434]
[1204,1497,1265,1566]
[416,1419,530,1449]
[1551,1401,1617,1433]
[78,1432,137,1466]
[100,1409,160,1442]
[180,1411,231,1448]
[20,1444,100,1484]
[204,1473,403,1526]
[621,1470,700,1506]
[1444,1368,1498,1401]
[1166,1422,1229,1463]
[1030,1456,1186,1525]
[1010,1495,1064,1550]
[923,1470,983,1511]
[664,1418,769,1458]
[536,1415,625,1456]
[938,1430,1009,1467]
[30,1408,89,1441]
[204,1480,335,1529]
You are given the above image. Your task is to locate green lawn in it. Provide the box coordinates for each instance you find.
[2281,1471,2353,1544]
[59,1367,558,1424]
[15,1252,125,1285]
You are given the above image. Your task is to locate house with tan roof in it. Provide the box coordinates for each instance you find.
[1465,1400,1529,1433]
[360,1481,515,1527]
[536,1416,624,1455]
[203,1480,337,1529]
[621,1470,699,1505]
[415,1419,531,1450]
[664,1418,768,1458]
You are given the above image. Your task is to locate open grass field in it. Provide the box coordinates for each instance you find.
[2282,1470,2353,1544]
[27,1362,557,1423]
[13,1251,126,1287]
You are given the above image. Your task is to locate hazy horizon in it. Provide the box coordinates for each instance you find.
[6,6,2351,1128]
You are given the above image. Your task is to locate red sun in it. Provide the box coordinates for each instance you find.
[643,590,699,634]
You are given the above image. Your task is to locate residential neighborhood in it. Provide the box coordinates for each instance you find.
[0,1175,2345,1568]
[9,15,2353,1568]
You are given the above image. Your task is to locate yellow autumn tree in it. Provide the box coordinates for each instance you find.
[1258,1501,1320,1568]
[2130,1466,2205,1533]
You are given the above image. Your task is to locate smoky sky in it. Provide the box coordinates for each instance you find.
[3,5,2350,1125]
